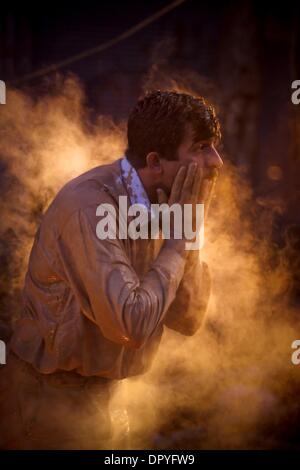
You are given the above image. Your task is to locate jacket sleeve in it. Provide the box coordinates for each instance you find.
[163,251,211,336]
[57,200,186,349]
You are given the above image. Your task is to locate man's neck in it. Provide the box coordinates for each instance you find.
[137,168,158,204]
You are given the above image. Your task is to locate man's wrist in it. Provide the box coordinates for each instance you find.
[164,238,188,258]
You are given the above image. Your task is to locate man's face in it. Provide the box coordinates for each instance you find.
[160,124,223,196]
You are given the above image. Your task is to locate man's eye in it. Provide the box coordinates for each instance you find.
[194,144,209,151]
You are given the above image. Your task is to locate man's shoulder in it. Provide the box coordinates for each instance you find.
[62,158,122,197]
[43,158,125,231]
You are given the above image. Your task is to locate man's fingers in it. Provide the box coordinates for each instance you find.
[192,166,203,202]
[170,166,187,203]
[182,162,198,201]
[156,188,168,204]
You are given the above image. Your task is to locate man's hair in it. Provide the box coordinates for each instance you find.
[125,90,221,169]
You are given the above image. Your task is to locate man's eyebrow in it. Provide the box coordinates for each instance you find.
[189,139,212,150]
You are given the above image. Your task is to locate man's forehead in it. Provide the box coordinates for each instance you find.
[182,124,216,146]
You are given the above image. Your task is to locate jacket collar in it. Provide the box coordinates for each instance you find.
[120,157,151,212]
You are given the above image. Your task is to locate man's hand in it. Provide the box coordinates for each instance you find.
[156,162,203,209]
[157,164,219,217]
[156,163,218,256]
[156,163,202,255]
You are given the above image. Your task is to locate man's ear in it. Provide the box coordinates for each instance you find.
[146,152,163,174]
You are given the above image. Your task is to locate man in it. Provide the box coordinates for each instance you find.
[0,90,223,449]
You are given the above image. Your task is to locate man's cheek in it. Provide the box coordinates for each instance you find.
[194,154,206,168]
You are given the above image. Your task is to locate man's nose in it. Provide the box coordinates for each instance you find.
[205,146,223,169]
